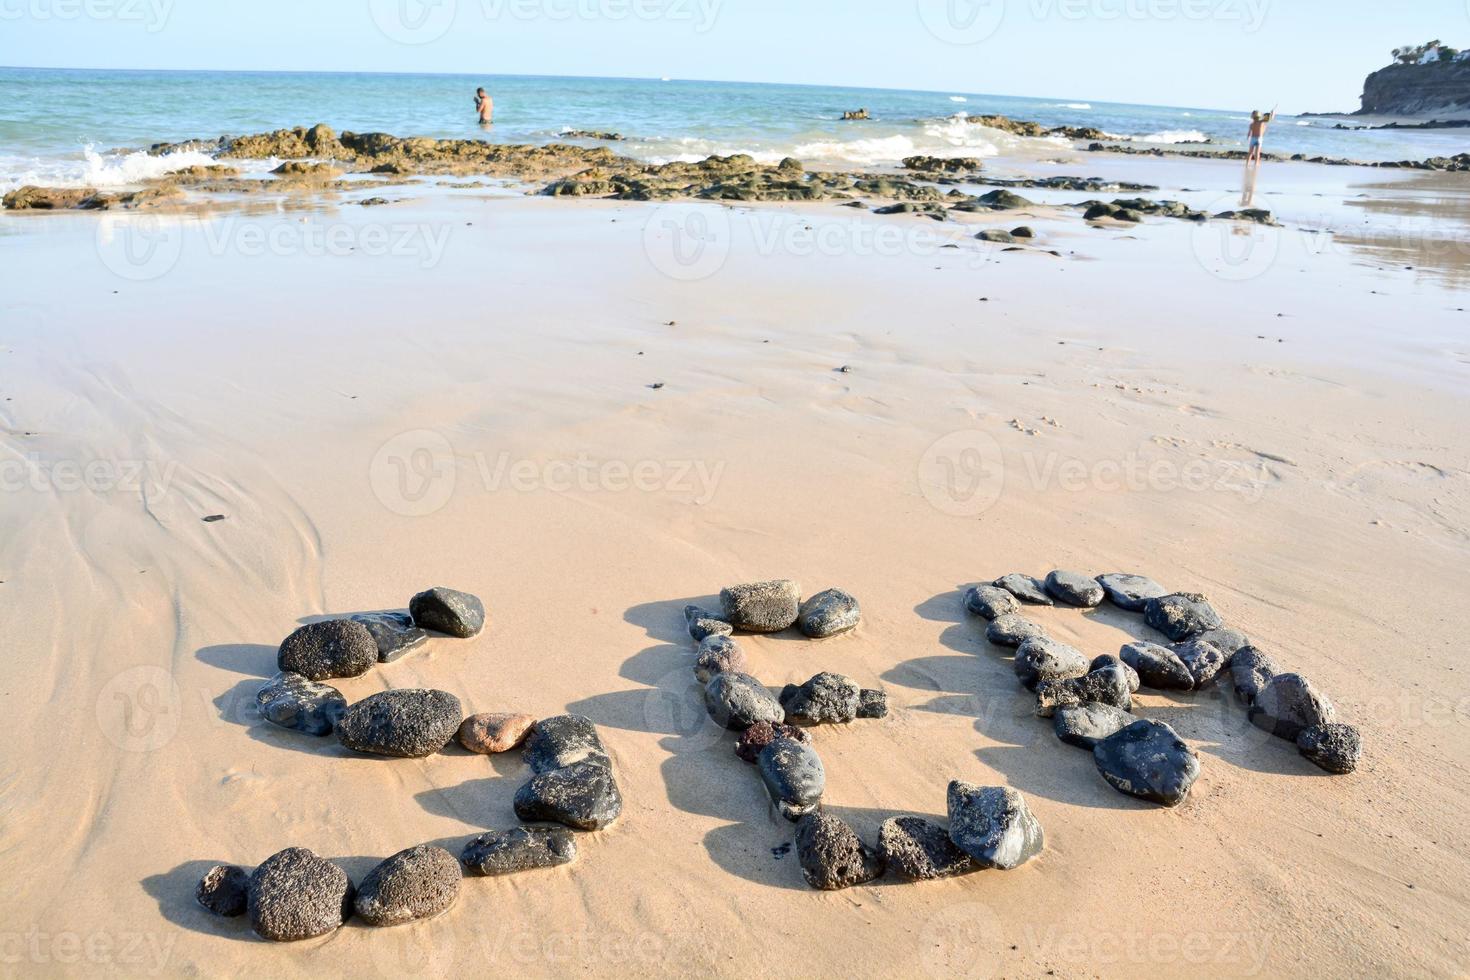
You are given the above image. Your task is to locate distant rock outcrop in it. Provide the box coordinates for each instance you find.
[1358,60,1470,115]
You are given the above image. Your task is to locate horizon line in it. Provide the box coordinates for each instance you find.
[0,64,1285,116]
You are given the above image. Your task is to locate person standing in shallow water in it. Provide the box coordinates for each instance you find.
[475,88,494,125]
[1246,109,1273,167]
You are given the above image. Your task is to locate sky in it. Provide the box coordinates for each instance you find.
[1,0,1467,111]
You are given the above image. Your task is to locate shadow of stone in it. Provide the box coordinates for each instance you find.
[413,752,527,830]
[195,642,276,677]
[140,860,255,940]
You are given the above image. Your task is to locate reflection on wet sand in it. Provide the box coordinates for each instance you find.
[1338,172,1470,287]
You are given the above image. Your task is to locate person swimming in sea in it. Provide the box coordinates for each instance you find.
[1246,109,1274,166]
[475,88,494,125]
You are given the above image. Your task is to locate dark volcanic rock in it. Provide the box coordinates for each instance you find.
[354,845,460,927]
[694,635,748,684]
[759,737,826,820]
[976,228,1017,243]
[277,619,378,682]
[878,816,975,880]
[1172,638,1226,689]
[797,588,861,638]
[993,573,1054,605]
[337,689,463,758]
[350,612,429,663]
[705,671,785,730]
[963,584,1020,620]
[736,721,812,764]
[957,189,1035,212]
[1120,641,1195,692]
[795,811,884,890]
[1195,627,1251,659]
[409,587,485,638]
[946,782,1044,870]
[987,614,1046,648]
[1044,570,1105,607]
[1249,673,1335,741]
[523,714,611,774]
[1035,662,1132,718]
[1229,647,1278,707]
[684,604,734,642]
[1091,654,1140,693]
[247,848,353,942]
[1095,573,1168,612]
[903,154,985,174]
[857,689,888,719]
[461,827,578,876]
[514,760,623,831]
[876,201,947,220]
[720,580,801,632]
[1054,702,1135,749]
[196,864,250,917]
[1144,593,1223,641]
[1014,637,1090,691]
[780,672,862,724]
[256,671,347,736]
[1296,723,1362,775]
[1094,720,1200,807]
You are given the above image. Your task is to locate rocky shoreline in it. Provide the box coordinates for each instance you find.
[6,114,1469,217]
[1084,140,1470,172]
[1,121,1289,235]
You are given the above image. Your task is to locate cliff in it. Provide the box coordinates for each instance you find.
[1358,60,1470,115]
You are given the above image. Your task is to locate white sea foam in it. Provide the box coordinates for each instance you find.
[637,115,1003,168]
[1046,102,1092,110]
[1,145,222,195]
[1135,129,1210,144]
[950,96,968,103]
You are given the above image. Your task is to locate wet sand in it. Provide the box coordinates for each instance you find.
[0,154,1468,977]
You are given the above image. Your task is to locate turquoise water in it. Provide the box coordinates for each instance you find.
[1,67,1465,191]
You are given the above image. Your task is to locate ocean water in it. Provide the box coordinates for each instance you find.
[2,67,1465,193]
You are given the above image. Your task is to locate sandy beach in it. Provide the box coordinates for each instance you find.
[1,133,1468,977]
